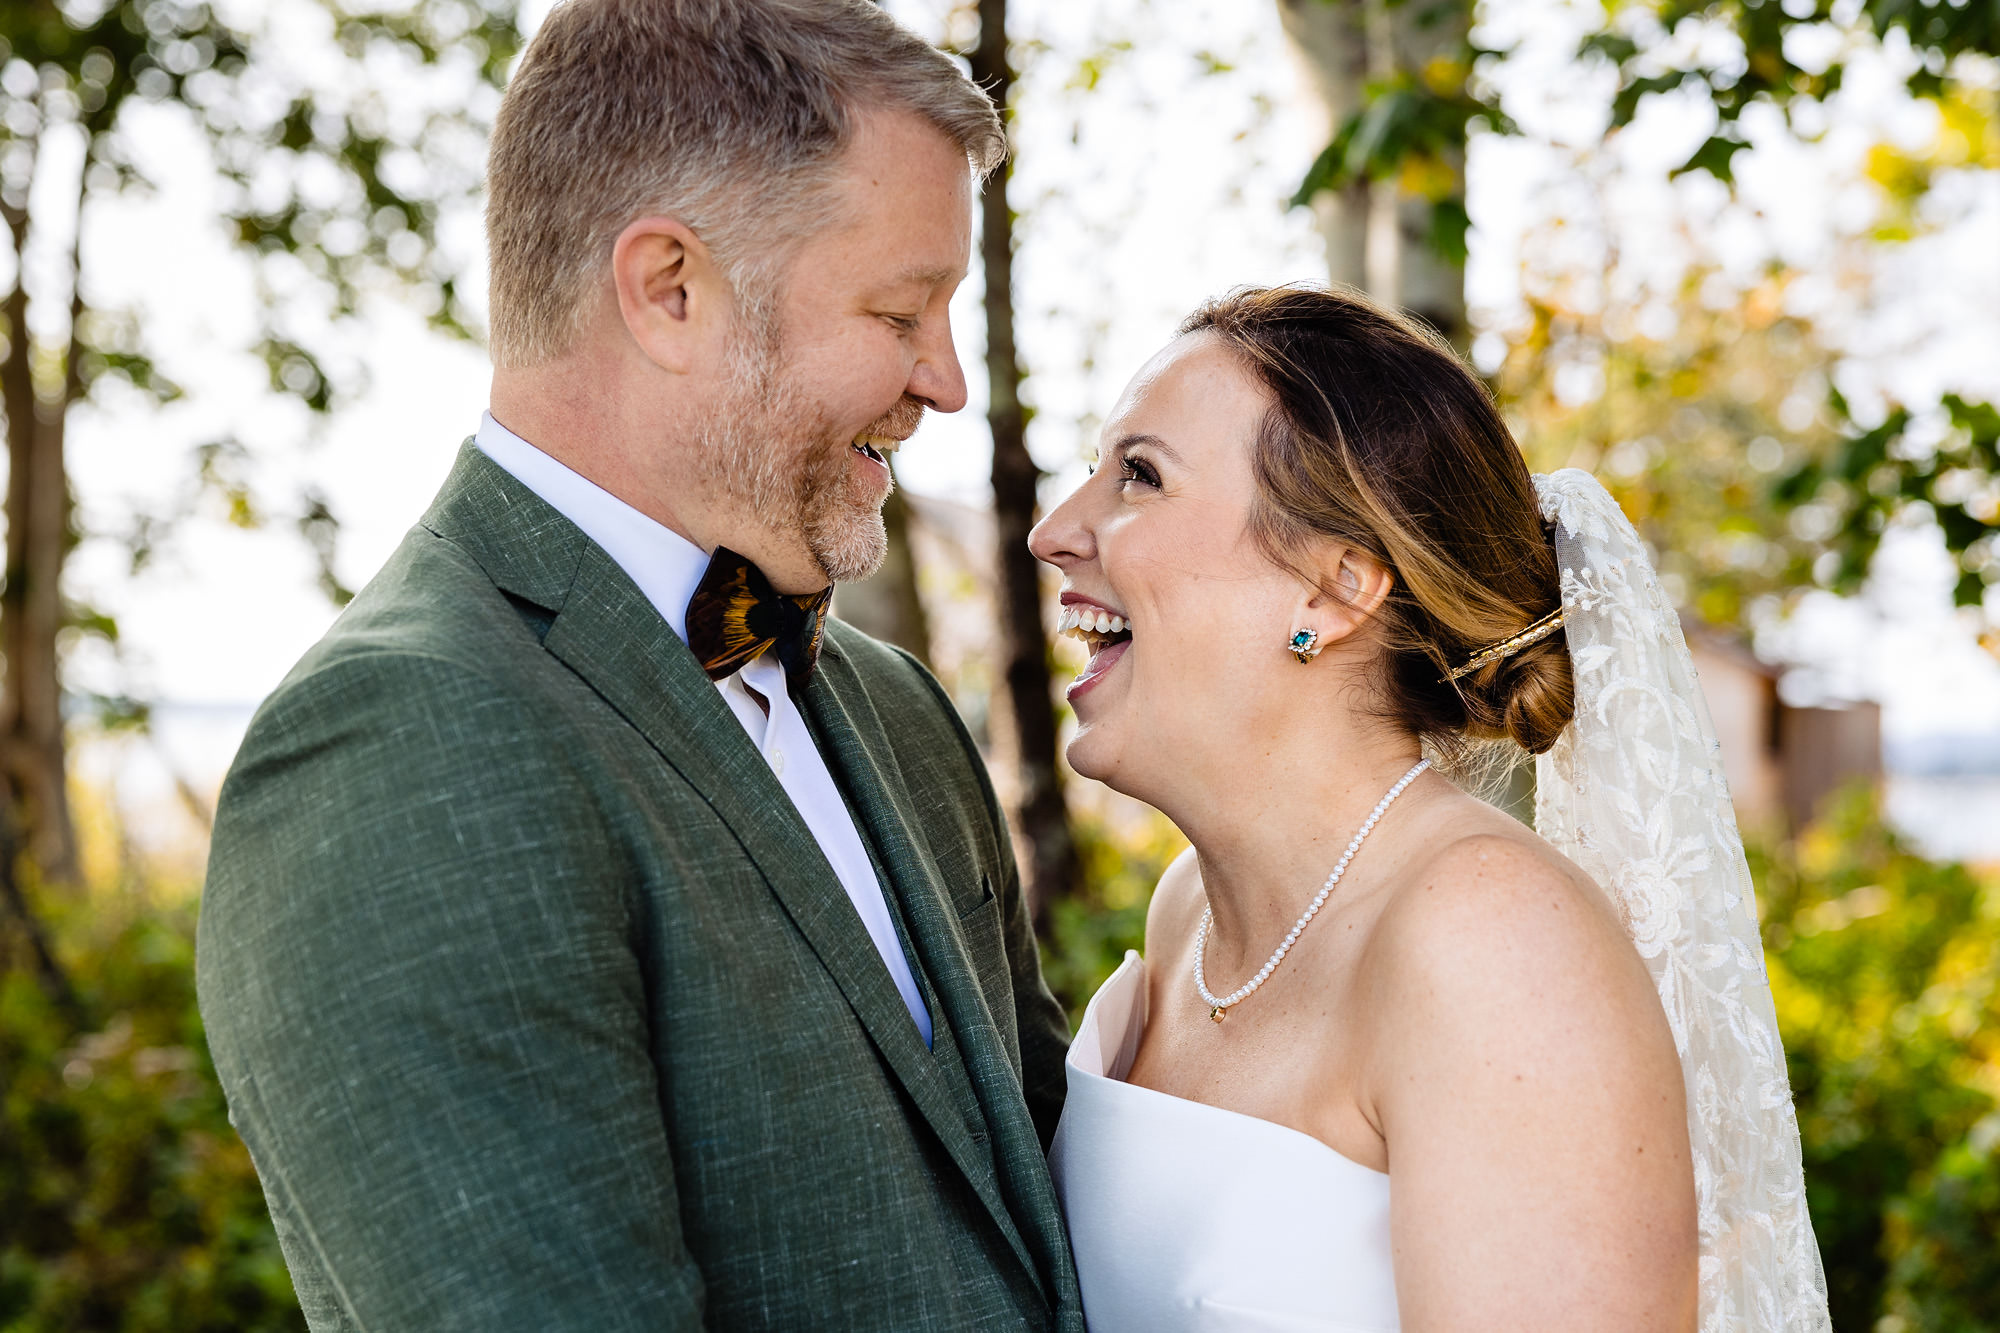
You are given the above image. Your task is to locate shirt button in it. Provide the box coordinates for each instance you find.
[770,748,786,776]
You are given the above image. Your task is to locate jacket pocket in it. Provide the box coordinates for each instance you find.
[957,874,1010,1007]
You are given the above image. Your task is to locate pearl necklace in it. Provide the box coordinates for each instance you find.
[1193,758,1431,1024]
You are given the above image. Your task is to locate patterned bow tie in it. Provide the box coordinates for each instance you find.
[685,546,832,683]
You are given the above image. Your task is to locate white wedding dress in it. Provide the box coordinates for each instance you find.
[1048,952,1401,1333]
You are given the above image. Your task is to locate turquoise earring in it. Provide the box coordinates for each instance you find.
[1288,629,1320,664]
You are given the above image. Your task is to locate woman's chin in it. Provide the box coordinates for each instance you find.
[1064,722,1133,792]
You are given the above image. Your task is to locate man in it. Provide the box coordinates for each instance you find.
[195,2,1082,1328]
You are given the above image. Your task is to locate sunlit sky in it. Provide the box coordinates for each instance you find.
[25,0,2000,841]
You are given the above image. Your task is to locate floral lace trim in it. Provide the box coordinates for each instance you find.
[1533,469,1831,1333]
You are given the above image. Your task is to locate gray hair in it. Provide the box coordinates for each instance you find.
[485,0,1005,367]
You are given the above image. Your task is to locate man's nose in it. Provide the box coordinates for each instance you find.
[907,316,969,414]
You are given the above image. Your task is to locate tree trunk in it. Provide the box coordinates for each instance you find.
[972,0,1077,923]
[1277,0,1470,348]
[0,193,82,886]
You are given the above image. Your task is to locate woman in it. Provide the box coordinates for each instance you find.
[1033,286,1830,1332]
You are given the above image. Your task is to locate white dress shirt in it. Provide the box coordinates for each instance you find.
[474,412,933,1046]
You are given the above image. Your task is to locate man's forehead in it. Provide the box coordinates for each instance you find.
[887,262,965,289]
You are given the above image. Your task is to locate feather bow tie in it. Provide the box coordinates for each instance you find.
[685,546,832,683]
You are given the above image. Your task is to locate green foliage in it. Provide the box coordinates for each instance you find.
[1775,393,2000,610]
[0,881,303,1331]
[0,0,523,613]
[1496,277,1844,628]
[1588,0,2000,184]
[1756,785,2000,1331]
[1039,804,1187,1025]
[1884,1122,2000,1332]
[1555,4,2000,601]
[1290,0,1508,265]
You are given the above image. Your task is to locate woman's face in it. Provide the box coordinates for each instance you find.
[1029,333,1327,800]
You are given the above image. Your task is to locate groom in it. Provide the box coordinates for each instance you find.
[196,2,1081,1329]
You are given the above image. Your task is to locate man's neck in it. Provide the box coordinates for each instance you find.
[489,361,709,550]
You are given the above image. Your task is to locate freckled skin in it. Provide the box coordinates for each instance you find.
[1031,338,1700,1332]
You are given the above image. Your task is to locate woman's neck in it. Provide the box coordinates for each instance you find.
[1162,722,1427,975]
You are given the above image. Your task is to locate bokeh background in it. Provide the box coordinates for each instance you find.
[2,0,1997,1328]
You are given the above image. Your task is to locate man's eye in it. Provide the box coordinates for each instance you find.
[883,314,920,332]
[1119,456,1160,488]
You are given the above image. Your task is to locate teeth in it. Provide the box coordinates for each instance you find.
[853,433,901,458]
[1057,605,1129,642]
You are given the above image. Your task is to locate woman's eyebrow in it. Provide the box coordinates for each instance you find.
[1113,432,1182,465]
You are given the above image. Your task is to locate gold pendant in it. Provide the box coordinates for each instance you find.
[1209,1005,1227,1024]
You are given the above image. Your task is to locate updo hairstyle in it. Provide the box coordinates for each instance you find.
[1180,285,1574,756]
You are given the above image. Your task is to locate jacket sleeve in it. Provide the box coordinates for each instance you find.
[888,645,1073,1151]
[997,818,1073,1153]
[197,650,705,1331]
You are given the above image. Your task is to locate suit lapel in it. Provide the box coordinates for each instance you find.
[543,552,1010,1174]
[423,448,1040,1291]
[802,647,1068,1306]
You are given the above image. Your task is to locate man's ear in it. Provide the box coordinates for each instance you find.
[610,216,722,375]
[1294,547,1395,648]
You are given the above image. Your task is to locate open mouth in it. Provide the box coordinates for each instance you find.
[1058,602,1134,697]
[851,433,901,466]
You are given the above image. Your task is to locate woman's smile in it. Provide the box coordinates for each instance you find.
[1057,595,1134,700]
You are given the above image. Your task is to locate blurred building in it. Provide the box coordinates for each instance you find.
[1684,619,1883,834]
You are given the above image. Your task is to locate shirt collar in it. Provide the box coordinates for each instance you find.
[473,411,708,643]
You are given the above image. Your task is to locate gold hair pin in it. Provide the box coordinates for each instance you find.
[1444,607,1566,681]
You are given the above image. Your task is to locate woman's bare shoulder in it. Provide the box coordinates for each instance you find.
[1143,843,1204,962]
[1356,804,1675,1095]
[1356,805,1698,1328]
[1369,809,1631,991]
[1357,804,1684,1130]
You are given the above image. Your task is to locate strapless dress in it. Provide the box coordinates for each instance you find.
[1048,952,1400,1332]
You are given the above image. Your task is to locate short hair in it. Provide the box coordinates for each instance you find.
[486,0,1005,367]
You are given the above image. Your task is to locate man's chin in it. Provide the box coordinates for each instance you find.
[812,512,889,585]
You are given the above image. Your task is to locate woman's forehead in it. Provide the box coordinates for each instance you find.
[1103,333,1266,454]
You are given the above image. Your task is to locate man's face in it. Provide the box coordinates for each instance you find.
[695,109,974,589]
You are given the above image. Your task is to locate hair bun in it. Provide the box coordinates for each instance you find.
[1455,629,1575,755]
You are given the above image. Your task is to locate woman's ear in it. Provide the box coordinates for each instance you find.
[1291,547,1394,652]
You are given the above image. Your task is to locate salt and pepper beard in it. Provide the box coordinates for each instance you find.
[693,294,918,586]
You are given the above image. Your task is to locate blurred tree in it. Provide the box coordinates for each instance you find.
[0,1,516,960]
[1280,0,1496,347]
[971,0,1079,922]
[1587,0,1999,188]
[1,867,304,1329]
[1495,268,1852,627]
[1755,786,2000,1330]
[1583,0,2000,618]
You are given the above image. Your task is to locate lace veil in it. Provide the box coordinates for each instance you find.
[1530,469,1832,1332]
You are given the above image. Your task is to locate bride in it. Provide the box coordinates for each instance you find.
[1030,285,1830,1332]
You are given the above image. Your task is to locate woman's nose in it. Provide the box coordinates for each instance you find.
[1029,480,1095,569]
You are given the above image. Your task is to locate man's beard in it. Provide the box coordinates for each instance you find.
[693,310,904,585]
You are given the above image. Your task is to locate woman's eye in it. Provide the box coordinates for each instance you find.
[1118,456,1161,489]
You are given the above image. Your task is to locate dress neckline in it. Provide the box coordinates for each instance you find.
[1072,952,1391,1182]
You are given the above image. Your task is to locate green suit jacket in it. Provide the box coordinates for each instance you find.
[196,444,1085,1331]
